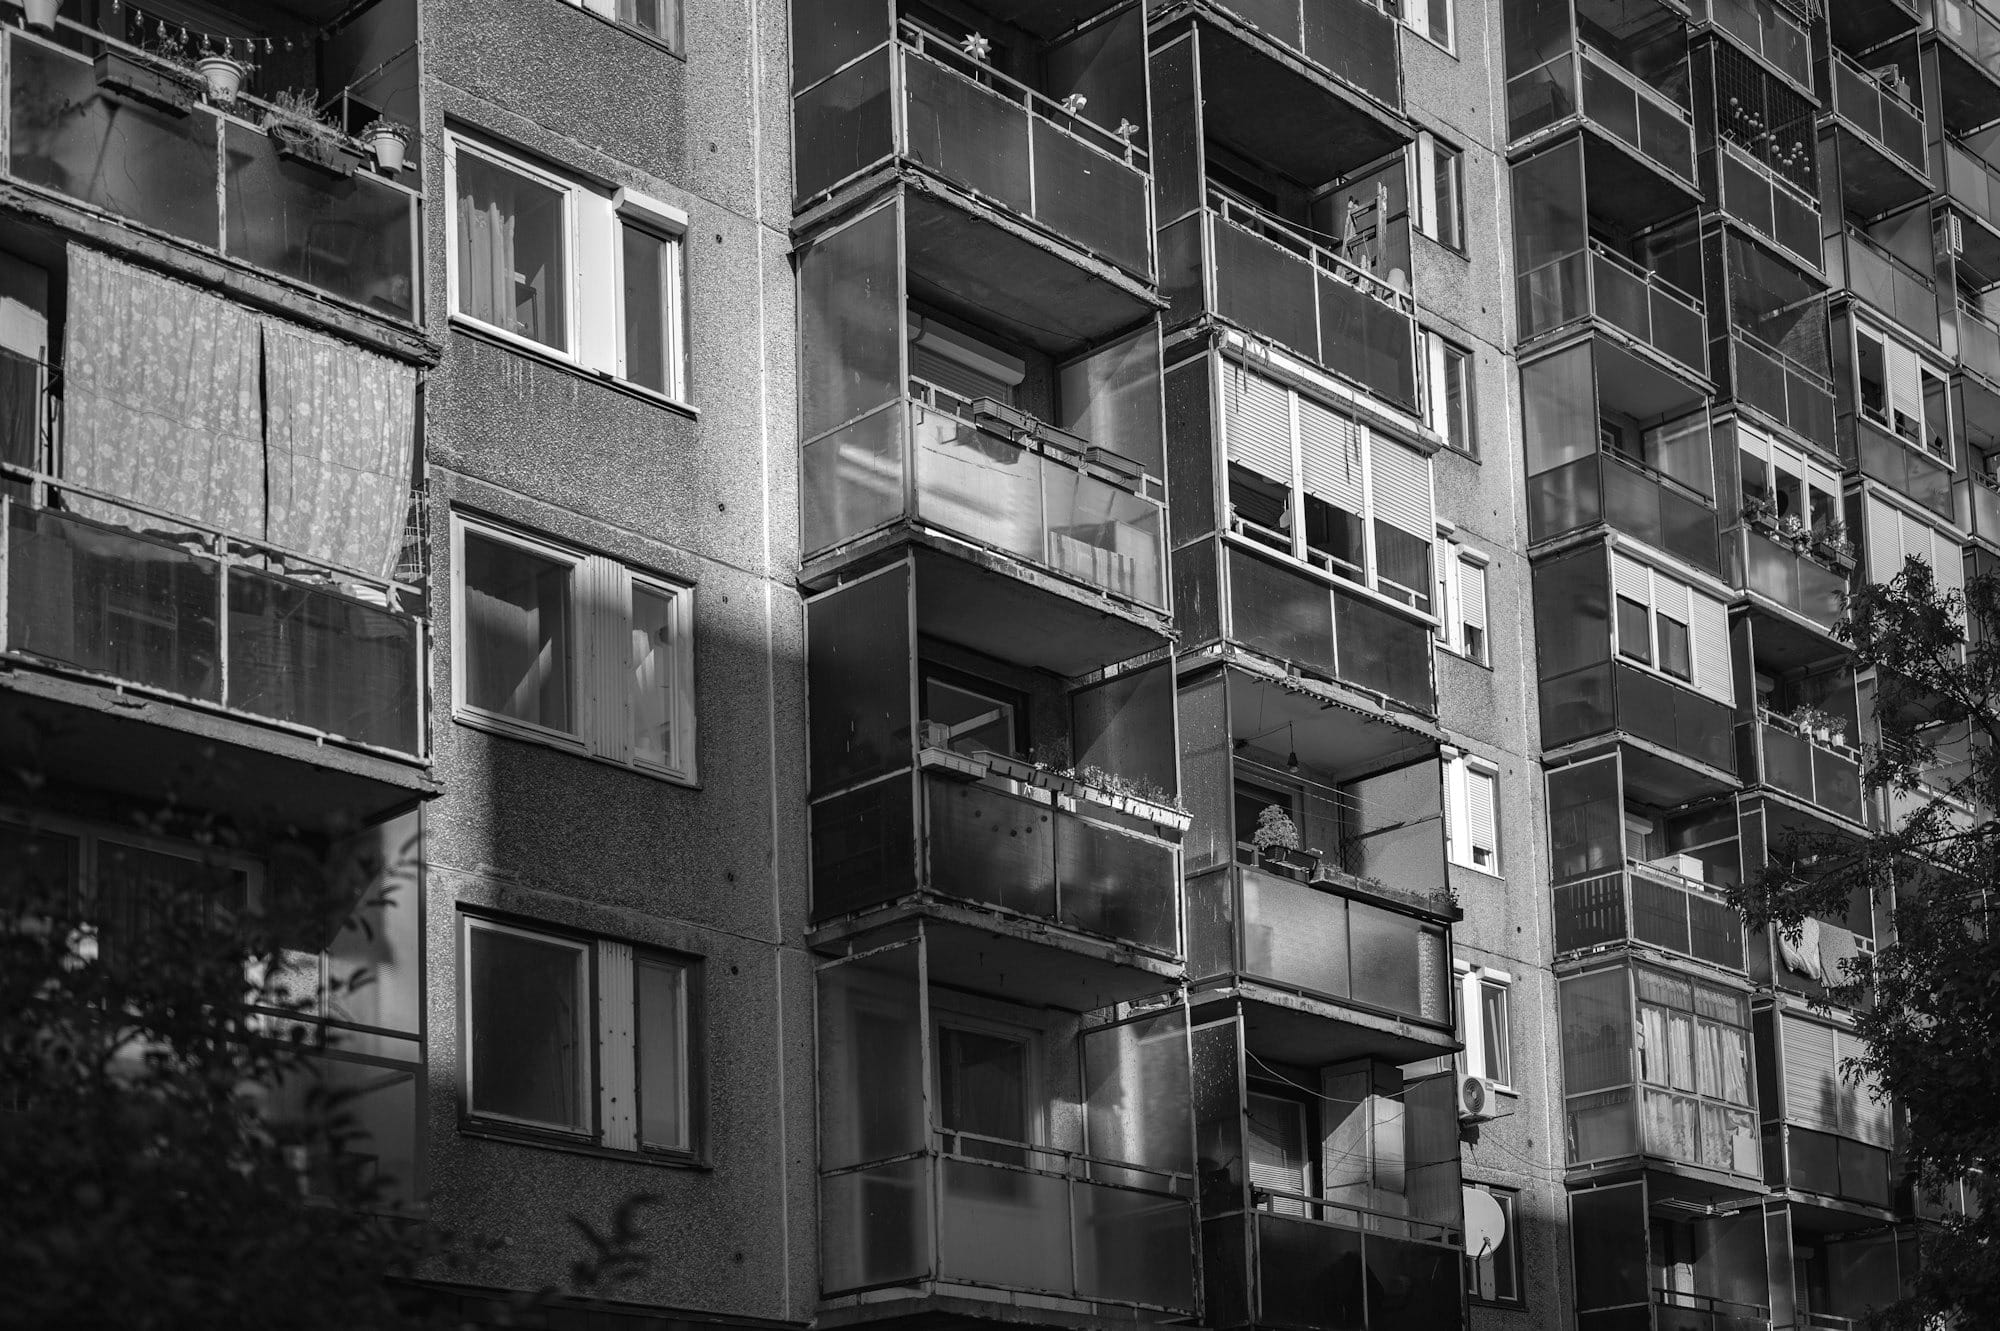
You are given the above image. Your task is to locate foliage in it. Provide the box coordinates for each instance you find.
[1732,559,2000,1330]
[263,88,345,144]
[1251,804,1302,857]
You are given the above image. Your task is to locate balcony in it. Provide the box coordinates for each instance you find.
[1730,527,1850,634]
[1957,472,2000,546]
[1841,414,1955,520]
[1738,711,1866,825]
[1823,228,1939,346]
[1694,0,1812,90]
[1721,325,1838,449]
[1921,0,2000,132]
[1554,860,1747,972]
[6,30,420,324]
[1656,1290,1774,1331]
[1530,450,1725,573]
[1755,1008,1896,1209]
[1200,1204,1463,1331]
[1818,50,1929,216]
[1158,194,1418,414]
[818,944,1197,1316]
[1710,140,1822,273]
[1827,0,1922,54]
[1542,660,1738,778]
[1509,42,1702,231]
[1176,539,1437,717]
[1191,0,1403,116]
[801,390,1168,614]
[1938,140,2000,286]
[793,29,1154,281]
[1523,240,1710,378]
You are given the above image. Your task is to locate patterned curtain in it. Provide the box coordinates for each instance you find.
[62,244,263,537]
[455,160,519,334]
[262,321,417,579]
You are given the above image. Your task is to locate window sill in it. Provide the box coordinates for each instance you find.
[448,317,698,420]
[451,708,700,789]
[459,1119,707,1170]
[1450,858,1505,881]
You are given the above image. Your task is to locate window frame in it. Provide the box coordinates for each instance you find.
[1455,965,1514,1089]
[614,211,691,403]
[451,512,698,782]
[1434,539,1490,666]
[1412,131,1466,253]
[1462,1182,1522,1306]
[1421,331,1476,457]
[445,133,583,363]
[458,909,706,1162]
[1443,749,1501,876]
[1399,0,1456,53]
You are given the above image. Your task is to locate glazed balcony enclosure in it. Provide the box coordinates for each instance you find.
[1179,664,1454,1064]
[1765,1220,1910,1331]
[1549,753,1748,973]
[1937,140,2000,287]
[7,16,420,324]
[1521,336,1721,574]
[793,1,1154,283]
[1561,959,1764,1190]
[1692,0,1812,92]
[1830,0,1921,55]
[1829,310,1956,521]
[1921,0,2000,133]
[1692,35,1820,272]
[1533,543,1740,794]
[1570,1177,1774,1331]
[1742,803,1876,1007]
[1164,349,1439,718]
[1753,1004,1896,1211]
[1823,224,1939,348]
[797,198,1170,629]
[805,557,1186,1008]
[1150,0,1405,129]
[1705,227,1837,447]
[1816,47,1930,218]
[1192,1010,1463,1331]
[817,936,1197,1316]
[1504,0,1701,224]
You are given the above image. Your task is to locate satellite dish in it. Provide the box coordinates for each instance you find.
[1463,1187,1508,1260]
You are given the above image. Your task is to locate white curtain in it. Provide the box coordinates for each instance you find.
[62,244,263,536]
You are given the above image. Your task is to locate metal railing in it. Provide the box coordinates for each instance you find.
[1590,241,1710,374]
[1824,227,1939,344]
[1579,43,1698,183]
[1736,527,1849,632]
[1726,322,1838,445]
[1655,1287,1773,1331]
[1697,0,1814,87]
[1746,709,1866,823]
[1824,47,1927,177]
[1553,860,1747,970]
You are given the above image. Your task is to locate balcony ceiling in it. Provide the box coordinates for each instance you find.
[1826,126,1931,223]
[1577,0,1686,49]
[1581,132,1702,236]
[1830,0,1922,56]
[1204,986,1456,1067]
[1593,331,1710,419]
[973,0,1129,40]
[1933,43,2000,135]
[1225,667,1436,781]
[1195,22,1410,186]
[909,546,1168,680]
[1743,600,1847,674]
[1620,739,1738,809]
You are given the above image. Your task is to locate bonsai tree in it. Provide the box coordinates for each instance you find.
[1252,805,1302,863]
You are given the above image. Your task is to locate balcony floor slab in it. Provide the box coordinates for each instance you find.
[1189,981,1457,1066]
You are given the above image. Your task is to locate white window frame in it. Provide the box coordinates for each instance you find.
[1399,0,1456,53]
[1455,962,1514,1090]
[1462,1182,1521,1305]
[459,912,701,1157]
[1434,538,1490,666]
[1443,748,1501,876]
[1853,320,1950,464]
[568,0,685,53]
[446,131,692,406]
[1420,331,1475,455]
[1412,131,1465,251]
[1609,553,1733,705]
[451,513,697,782]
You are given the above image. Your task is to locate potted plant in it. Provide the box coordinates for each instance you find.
[263,89,362,177]
[94,37,201,115]
[362,118,412,173]
[22,0,59,31]
[1252,805,1303,868]
[196,52,248,104]
[1777,513,1810,548]
[1742,495,1779,532]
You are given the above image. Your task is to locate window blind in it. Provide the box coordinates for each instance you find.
[1783,1014,1840,1134]
[1692,596,1732,703]
[913,345,1015,406]
[1299,394,1363,512]
[1370,435,1433,539]
[1227,365,1294,482]
[1459,559,1488,633]
[1466,767,1497,861]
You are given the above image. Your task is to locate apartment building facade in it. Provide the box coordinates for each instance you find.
[0,0,1986,1328]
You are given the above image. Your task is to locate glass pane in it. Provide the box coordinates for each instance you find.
[939,1160,1073,1293]
[926,778,1055,917]
[630,584,677,768]
[820,1158,930,1293]
[817,940,924,1168]
[1075,1181,1195,1310]
[468,924,587,1130]
[462,530,573,732]
[1481,983,1511,1084]
[936,1026,1029,1147]
[1561,967,1632,1093]
[799,201,901,439]
[227,567,419,753]
[636,955,687,1149]
[622,224,670,393]
[456,150,567,350]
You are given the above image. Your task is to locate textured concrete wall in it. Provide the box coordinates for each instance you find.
[414,0,812,1318]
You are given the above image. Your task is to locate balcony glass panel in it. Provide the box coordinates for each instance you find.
[819,1159,929,1291]
[1959,299,2000,384]
[1207,0,1403,110]
[226,567,419,753]
[1540,662,1735,772]
[1728,333,1837,445]
[1847,416,1954,518]
[1739,529,1849,632]
[1588,245,1709,375]
[1578,45,1697,184]
[1221,546,1437,715]
[1554,865,1747,970]
[1944,139,2000,228]
[1930,0,2000,84]
[1748,716,1866,823]
[1717,142,1821,270]
[1653,1289,1772,1331]
[1254,1211,1460,1331]
[1233,863,1449,1026]
[793,46,894,201]
[1826,51,1927,176]
[1697,0,1812,87]
[1824,229,1938,345]
[1961,474,2000,542]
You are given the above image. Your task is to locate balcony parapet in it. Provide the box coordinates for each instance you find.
[1920,0,2000,131]
[1729,524,1850,633]
[1693,0,1813,90]
[1710,139,1822,272]
[1819,48,1929,196]
[1172,0,1403,114]
[1522,240,1710,379]
[1509,41,1698,190]
[1824,227,1940,347]
[1554,859,1747,972]
[1739,709,1867,825]
[1199,1199,1464,1331]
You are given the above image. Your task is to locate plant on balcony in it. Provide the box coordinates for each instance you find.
[1251,805,1319,871]
[263,89,363,177]
[22,0,59,30]
[1777,513,1811,548]
[1741,495,1779,532]
[362,118,412,174]
[93,42,202,115]
[1811,519,1857,570]
[195,52,249,105]
[1786,704,1840,744]
[1068,764,1189,824]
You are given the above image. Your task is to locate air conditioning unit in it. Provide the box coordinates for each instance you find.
[1457,1074,1502,1123]
[1943,213,1966,259]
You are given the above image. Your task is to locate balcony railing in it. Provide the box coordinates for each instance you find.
[793,33,1154,278]
[1521,241,1709,376]
[5,31,420,324]
[1540,660,1737,773]
[1742,711,1866,823]
[1823,48,1928,179]
[1714,140,1822,271]
[1159,194,1418,413]
[1958,473,2000,543]
[1188,861,1451,1029]
[1843,413,1955,519]
[2,475,425,759]
[1924,0,2000,86]
[1578,44,1699,184]
[1956,297,2000,384]
[1204,0,1403,111]
[1221,543,1437,715]
[1725,325,1838,446]
[1203,1201,1463,1331]
[1528,452,1724,574]
[821,1135,1197,1312]
[1554,860,1747,971]
[1943,139,2000,236]
[800,391,1167,610]
[1735,527,1849,632]
[1824,228,1939,345]
[1767,1123,1894,1208]
[1697,0,1813,88]
[1655,1288,1773,1331]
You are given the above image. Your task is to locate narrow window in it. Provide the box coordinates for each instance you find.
[629,581,681,770]
[635,955,690,1151]
[621,221,684,398]
[1615,596,1652,665]
[1657,614,1692,682]
[617,0,681,45]
[1458,554,1489,665]
[461,529,575,733]
[1479,978,1512,1085]
[922,669,1022,757]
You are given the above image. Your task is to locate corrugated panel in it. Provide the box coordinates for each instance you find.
[913,345,1014,406]
[598,940,637,1151]
[1370,433,1433,538]
[1466,767,1497,862]
[1612,552,1652,604]
[1930,522,1966,599]
[1866,495,1903,584]
[1460,559,1488,632]
[1782,1014,1841,1135]
[1692,592,1733,705]
[1227,365,1294,482]
[1298,394,1363,511]
[581,556,627,763]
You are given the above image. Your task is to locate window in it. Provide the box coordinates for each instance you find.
[1444,750,1499,873]
[1736,422,1840,539]
[1421,332,1475,456]
[448,134,689,402]
[1397,0,1454,50]
[461,914,698,1155]
[1853,323,1948,462]
[1246,1088,1314,1216]
[1635,969,1756,1175]
[921,665,1022,757]
[1609,553,1733,704]
[561,0,683,51]
[1863,494,1967,622]
[1463,1184,1521,1305]
[1615,596,1652,665]
[1413,132,1464,251]
[453,515,696,779]
[936,1023,1033,1161]
[1458,966,1513,1086]
[1435,541,1489,665]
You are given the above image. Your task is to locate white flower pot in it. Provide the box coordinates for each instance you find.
[366,122,411,174]
[22,0,60,30]
[197,55,246,104]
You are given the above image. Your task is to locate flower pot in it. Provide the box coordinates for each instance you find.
[364,120,411,173]
[22,0,59,31]
[197,54,247,105]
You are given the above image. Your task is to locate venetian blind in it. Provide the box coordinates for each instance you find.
[1227,365,1294,481]
[1371,434,1433,538]
[1299,394,1363,512]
